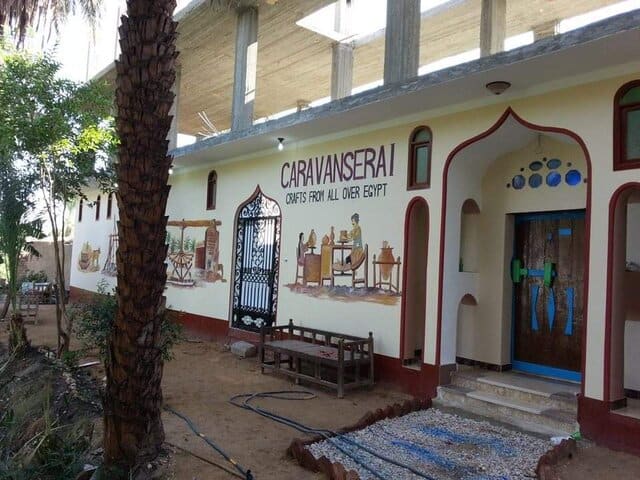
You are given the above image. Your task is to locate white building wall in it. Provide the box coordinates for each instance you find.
[70,70,640,401]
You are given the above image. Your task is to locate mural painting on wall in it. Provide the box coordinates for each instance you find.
[279,143,401,304]
[165,219,226,287]
[286,213,402,305]
[101,222,118,277]
[77,242,101,273]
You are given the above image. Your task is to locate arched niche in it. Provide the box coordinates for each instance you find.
[607,184,640,406]
[401,198,429,368]
[459,199,480,273]
[456,293,478,362]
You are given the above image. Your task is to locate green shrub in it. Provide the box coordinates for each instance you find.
[0,388,91,480]
[71,280,183,362]
[19,270,48,284]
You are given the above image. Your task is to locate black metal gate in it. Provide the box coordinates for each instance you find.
[231,188,281,332]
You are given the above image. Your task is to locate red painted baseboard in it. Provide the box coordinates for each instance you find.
[67,292,441,399]
[172,310,229,340]
[578,395,640,456]
[174,312,440,397]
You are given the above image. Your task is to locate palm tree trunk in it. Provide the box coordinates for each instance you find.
[8,312,28,352]
[103,0,177,474]
[0,294,8,320]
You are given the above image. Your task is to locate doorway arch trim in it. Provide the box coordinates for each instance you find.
[435,107,593,396]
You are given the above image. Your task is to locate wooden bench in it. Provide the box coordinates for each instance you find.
[260,319,374,398]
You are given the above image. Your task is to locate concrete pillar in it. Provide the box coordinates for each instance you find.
[168,64,181,151]
[331,43,354,100]
[480,0,506,57]
[231,6,258,131]
[383,0,420,85]
[331,0,353,100]
[532,19,559,41]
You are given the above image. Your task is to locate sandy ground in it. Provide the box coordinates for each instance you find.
[3,305,640,479]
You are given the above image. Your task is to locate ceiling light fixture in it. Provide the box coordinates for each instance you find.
[485,81,511,95]
[277,137,285,151]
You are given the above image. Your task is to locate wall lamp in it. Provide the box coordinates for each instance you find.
[486,81,512,95]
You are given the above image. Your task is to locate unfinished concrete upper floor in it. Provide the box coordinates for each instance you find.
[95,0,640,142]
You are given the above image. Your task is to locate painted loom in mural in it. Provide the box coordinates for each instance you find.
[166,219,226,287]
[102,221,118,277]
[287,213,402,305]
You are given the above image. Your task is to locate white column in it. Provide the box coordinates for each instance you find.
[532,19,559,41]
[231,6,259,131]
[480,0,506,57]
[168,64,181,151]
[331,0,354,100]
[383,0,420,85]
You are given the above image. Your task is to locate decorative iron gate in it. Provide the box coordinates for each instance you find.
[231,188,281,332]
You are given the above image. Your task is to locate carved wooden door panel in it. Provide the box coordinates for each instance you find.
[513,211,585,380]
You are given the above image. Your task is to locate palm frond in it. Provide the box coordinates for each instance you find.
[0,0,103,48]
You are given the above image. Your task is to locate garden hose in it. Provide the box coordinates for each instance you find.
[164,405,254,480]
[229,390,438,480]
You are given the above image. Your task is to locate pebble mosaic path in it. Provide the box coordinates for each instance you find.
[308,408,550,480]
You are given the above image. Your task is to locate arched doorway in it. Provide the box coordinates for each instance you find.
[437,108,591,383]
[605,183,640,410]
[231,186,281,332]
[401,198,429,368]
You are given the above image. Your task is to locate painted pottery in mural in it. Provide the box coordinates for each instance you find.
[378,241,395,280]
[78,242,101,273]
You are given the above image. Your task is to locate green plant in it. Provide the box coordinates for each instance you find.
[0,397,92,480]
[19,270,48,284]
[72,280,183,363]
[60,350,82,369]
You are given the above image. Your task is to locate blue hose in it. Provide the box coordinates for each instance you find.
[229,390,438,480]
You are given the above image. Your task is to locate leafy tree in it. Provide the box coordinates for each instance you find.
[0,160,43,352]
[0,50,116,355]
[0,0,103,48]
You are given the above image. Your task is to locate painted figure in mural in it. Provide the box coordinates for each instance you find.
[297,232,308,266]
[345,213,363,265]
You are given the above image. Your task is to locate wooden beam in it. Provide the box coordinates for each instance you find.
[167,219,221,228]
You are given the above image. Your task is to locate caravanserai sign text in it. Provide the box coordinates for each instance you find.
[280,144,394,205]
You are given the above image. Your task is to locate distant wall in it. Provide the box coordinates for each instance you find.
[19,241,72,286]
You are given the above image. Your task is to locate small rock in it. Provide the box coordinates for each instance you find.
[230,341,257,358]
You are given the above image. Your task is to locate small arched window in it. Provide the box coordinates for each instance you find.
[408,126,432,189]
[614,80,640,170]
[95,195,101,221]
[78,199,83,222]
[206,170,217,210]
[107,193,113,219]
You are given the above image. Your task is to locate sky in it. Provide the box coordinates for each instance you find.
[56,0,194,81]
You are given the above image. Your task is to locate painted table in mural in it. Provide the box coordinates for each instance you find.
[329,243,369,288]
[260,320,374,398]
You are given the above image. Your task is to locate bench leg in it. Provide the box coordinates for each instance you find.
[295,357,301,385]
[337,364,344,398]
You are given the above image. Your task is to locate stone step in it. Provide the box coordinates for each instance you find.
[451,370,578,413]
[435,384,579,437]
